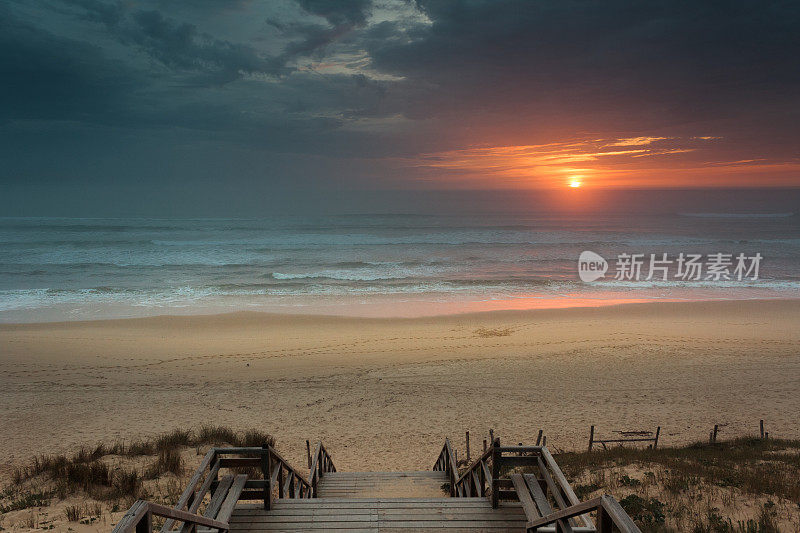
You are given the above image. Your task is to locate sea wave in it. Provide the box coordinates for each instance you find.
[3,277,799,312]
[270,268,442,281]
[3,214,800,320]
[679,212,794,218]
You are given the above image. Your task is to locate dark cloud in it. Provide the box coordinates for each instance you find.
[1,0,799,216]
[296,0,372,27]
[368,1,800,131]
[67,0,288,84]
[0,4,141,122]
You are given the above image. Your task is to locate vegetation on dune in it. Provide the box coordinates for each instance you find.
[4,431,799,531]
[553,437,800,532]
[1,426,274,527]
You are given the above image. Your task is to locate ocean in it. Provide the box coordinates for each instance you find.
[1,213,799,322]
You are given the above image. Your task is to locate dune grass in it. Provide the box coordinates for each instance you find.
[4,425,275,513]
[556,437,800,503]
[552,437,800,532]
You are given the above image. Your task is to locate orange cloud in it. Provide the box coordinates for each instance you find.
[398,136,800,188]
[606,136,669,146]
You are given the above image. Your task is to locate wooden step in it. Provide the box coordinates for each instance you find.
[230,498,527,532]
[317,471,449,499]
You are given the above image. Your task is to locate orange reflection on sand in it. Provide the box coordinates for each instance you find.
[287,294,685,318]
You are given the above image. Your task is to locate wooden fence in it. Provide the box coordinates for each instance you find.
[588,426,660,451]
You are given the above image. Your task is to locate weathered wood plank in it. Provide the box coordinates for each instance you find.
[204,475,234,519]
[160,449,215,532]
[231,509,525,519]
[599,495,641,532]
[510,474,541,521]
[523,474,550,515]
[117,501,227,533]
[216,475,248,524]
[219,457,260,468]
[534,458,575,532]
[541,447,594,529]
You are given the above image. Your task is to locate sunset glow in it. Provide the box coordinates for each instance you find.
[404,136,800,189]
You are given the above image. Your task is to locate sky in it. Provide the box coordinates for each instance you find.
[1,0,799,216]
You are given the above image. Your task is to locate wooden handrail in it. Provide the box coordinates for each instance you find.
[160,449,216,532]
[267,446,312,491]
[433,438,460,496]
[114,500,228,533]
[137,443,319,531]
[526,495,642,532]
[309,441,336,496]
[437,436,640,531]
[540,446,594,529]
[453,444,493,487]
[262,445,314,509]
[434,437,502,499]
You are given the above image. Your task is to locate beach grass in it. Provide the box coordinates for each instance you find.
[2,425,275,527]
[550,437,800,531]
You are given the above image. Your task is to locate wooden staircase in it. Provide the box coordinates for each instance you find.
[227,469,527,531]
[112,436,641,533]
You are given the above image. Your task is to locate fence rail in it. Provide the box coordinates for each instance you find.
[588,425,660,451]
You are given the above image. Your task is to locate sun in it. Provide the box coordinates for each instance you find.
[568,179,582,188]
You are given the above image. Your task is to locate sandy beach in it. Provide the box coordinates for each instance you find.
[2,299,799,475]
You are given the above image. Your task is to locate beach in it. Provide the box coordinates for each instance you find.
[2,298,799,475]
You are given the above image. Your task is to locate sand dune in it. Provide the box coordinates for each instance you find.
[1,299,799,475]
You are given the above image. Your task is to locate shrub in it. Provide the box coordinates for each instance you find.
[145,449,183,479]
[618,474,641,487]
[619,494,666,527]
[64,505,83,522]
[573,482,601,499]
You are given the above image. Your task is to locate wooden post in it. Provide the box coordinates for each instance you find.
[489,428,494,443]
[483,439,487,452]
[588,425,595,451]
[542,435,546,446]
[536,429,543,446]
[709,431,713,444]
[479,452,486,497]
[765,431,769,439]
[654,426,661,449]
[713,424,718,443]
[449,446,456,497]
[211,450,219,483]
[136,509,152,533]
[760,419,765,439]
[279,463,285,499]
[465,431,471,463]
[261,444,272,510]
[306,440,312,469]
[597,506,613,533]
[491,437,500,509]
